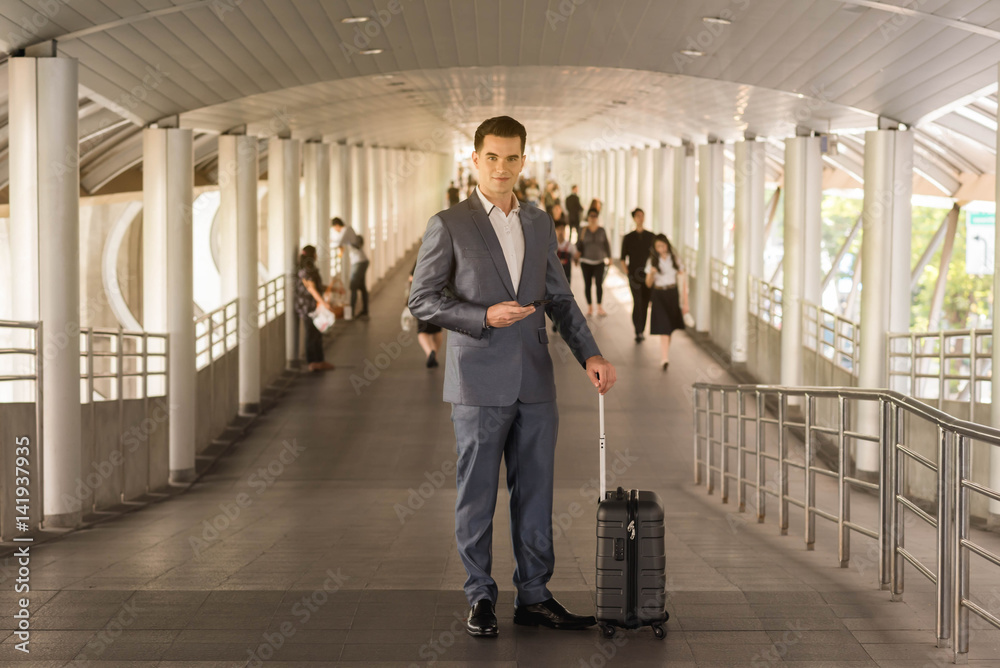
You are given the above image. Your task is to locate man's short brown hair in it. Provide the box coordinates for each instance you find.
[474,116,526,154]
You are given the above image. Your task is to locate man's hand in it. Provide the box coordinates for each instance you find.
[586,355,617,395]
[486,301,535,328]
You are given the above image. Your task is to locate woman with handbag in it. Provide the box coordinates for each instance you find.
[296,245,335,372]
[644,234,689,371]
[409,261,443,368]
[576,208,611,316]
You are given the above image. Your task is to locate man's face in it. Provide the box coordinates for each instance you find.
[473,134,524,199]
[634,211,645,227]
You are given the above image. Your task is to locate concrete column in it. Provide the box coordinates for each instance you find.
[696,142,723,333]
[9,54,82,525]
[673,143,695,255]
[651,146,670,234]
[267,138,300,367]
[219,134,261,414]
[349,145,361,243]
[376,147,387,281]
[781,136,823,387]
[303,141,331,282]
[857,129,913,474]
[993,63,1000,520]
[733,140,767,364]
[627,147,640,213]
[363,144,375,278]
[142,127,195,483]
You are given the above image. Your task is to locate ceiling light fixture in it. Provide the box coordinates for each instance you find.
[702,17,732,25]
[611,100,627,105]
[359,49,384,55]
[341,17,370,23]
[680,49,704,57]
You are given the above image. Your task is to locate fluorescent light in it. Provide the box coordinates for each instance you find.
[341,17,370,23]
[680,49,704,57]
[359,49,384,55]
[702,17,732,25]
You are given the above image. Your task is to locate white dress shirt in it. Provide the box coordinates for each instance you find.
[646,255,679,287]
[476,186,524,293]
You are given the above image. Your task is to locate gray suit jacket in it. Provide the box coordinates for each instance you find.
[409,194,602,406]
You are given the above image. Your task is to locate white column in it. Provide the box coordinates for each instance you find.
[654,145,674,237]
[696,143,723,333]
[268,138,300,367]
[733,140,766,364]
[614,149,627,249]
[855,130,913,473]
[330,143,344,222]
[363,144,375,278]
[627,147,640,212]
[9,54,82,524]
[349,145,362,241]
[993,63,1000,519]
[376,147,387,281]
[219,134,261,414]
[303,142,331,283]
[142,128,195,482]
[673,143,695,254]
[781,136,823,387]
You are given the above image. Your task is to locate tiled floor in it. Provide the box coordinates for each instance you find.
[2,257,1000,666]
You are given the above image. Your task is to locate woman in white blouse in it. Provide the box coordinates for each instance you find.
[645,234,689,371]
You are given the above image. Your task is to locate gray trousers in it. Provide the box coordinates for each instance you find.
[451,400,558,608]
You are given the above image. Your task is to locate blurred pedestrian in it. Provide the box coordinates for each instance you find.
[564,185,583,242]
[576,208,610,316]
[645,234,689,371]
[331,217,370,319]
[409,260,443,368]
[620,208,656,342]
[295,245,335,372]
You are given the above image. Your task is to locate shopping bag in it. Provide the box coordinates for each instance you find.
[401,307,416,333]
[310,305,336,333]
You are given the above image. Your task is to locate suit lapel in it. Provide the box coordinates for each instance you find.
[515,206,537,302]
[469,195,517,300]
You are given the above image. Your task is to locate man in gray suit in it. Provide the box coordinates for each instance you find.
[409,116,617,638]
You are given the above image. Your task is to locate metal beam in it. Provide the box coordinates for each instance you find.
[822,213,862,293]
[911,204,960,291]
[928,205,960,331]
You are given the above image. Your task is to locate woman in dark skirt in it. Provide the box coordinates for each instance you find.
[644,234,689,371]
[410,261,443,368]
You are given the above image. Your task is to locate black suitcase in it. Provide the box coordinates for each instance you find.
[594,394,669,639]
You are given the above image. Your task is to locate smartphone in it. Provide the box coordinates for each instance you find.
[520,299,551,308]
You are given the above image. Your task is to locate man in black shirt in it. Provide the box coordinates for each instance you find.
[564,185,583,242]
[619,208,656,342]
[447,181,460,206]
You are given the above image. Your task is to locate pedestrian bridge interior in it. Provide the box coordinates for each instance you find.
[3,0,1000,665]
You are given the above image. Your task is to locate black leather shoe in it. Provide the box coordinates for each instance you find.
[466,599,498,637]
[513,597,596,630]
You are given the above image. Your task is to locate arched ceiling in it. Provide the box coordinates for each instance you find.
[0,0,998,201]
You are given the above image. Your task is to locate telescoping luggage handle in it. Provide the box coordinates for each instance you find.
[599,392,606,500]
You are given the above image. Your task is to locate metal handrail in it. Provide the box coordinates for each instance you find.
[0,320,44,531]
[257,275,286,327]
[194,299,238,371]
[886,329,991,412]
[710,258,735,300]
[693,382,1000,663]
[750,275,783,329]
[803,301,860,376]
[683,246,697,279]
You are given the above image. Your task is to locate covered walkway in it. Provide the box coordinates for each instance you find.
[3,263,998,667]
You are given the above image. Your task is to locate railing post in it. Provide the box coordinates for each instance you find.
[693,386,701,485]
[721,388,730,504]
[116,326,125,503]
[778,393,788,535]
[936,428,953,649]
[707,390,715,495]
[756,390,766,523]
[737,389,746,512]
[804,392,815,550]
[142,332,150,493]
[838,395,849,567]
[939,330,946,408]
[954,434,969,664]
[890,403,904,599]
[86,328,95,513]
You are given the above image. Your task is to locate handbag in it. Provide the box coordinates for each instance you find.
[309,305,336,333]
[401,307,416,333]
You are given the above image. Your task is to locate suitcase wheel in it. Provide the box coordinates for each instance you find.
[652,623,666,639]
[599,623,616,639]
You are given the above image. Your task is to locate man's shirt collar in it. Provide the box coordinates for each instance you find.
[476,186,520,216]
